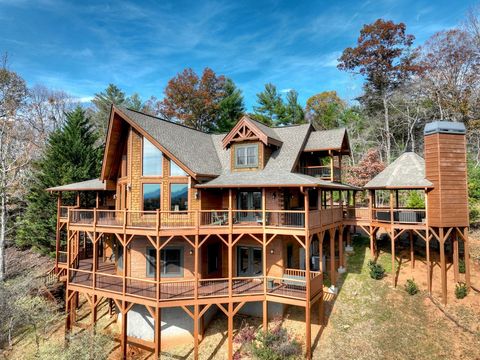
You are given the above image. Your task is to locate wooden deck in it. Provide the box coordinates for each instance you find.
[69,259,318,303]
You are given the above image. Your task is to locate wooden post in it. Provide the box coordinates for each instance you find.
[304,190,311,359]
[193,304,199,360]
[463,227,471,289]
[391,229,396,286]
[121,304,128,360]
[369,227,375,259]
[426,228,432,294]
[262,188,268,331]
[76,192,80,207]
[409,230,415,271]
[155,308,161,359]
[453,230,459,283]
[338,226,344,269]
[95,191,100,208]
[329,229,335,285]
[55,193,61,272]
[227,302,233,360]
[439,228,447,304]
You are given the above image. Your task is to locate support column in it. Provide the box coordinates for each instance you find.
[329,229,336,286]
[262,188,268,331]
[121,304,128,360]
[453,231,459,283]
[369,227,375,259]
[338,226,344,271]
[155,308,161,359]
[439,228,447,305]
[426,228,432,294]
[194,304,199,360]
[409,230,415,271]
[227,302,233,360]
[391,229,396,287]
[464,228,471,288]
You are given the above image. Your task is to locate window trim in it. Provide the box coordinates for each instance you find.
[169,159,188,177]
[234,143,259,168]
[146,246,184,278]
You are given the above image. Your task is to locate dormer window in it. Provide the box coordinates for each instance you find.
[235,144,258,168]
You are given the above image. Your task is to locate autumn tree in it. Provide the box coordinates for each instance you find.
[344,148,385,187]
[338,19,423,163]
[161,68,243,132]
[305,91,346,130]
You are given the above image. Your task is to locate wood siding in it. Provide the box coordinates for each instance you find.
[425,133,468,227]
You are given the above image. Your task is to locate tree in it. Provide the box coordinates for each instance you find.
[161,68,230,132]
[0,59,30,281]
[215,79,245,133]
[338,19,423,163]
[344,148,385,187]
[16,107,102,254]
[91,84,127,140]
[252,83,284,126]
[305,91,346,130]
[283,90,305,125]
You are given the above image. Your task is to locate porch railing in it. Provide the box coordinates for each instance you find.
[300,166,341,180]
[373,208,426,224]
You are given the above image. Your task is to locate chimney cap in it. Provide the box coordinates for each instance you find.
[424,121,466,135]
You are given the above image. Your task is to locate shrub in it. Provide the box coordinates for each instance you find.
[368,260,385,280]
[404,279,419,295]
[234,321,256,344]
[459,259,466,274]
[455,282,468,299]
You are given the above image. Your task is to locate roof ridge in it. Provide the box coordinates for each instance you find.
[116,106,213,136]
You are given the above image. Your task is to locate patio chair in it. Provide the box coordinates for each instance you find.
[211,211,226,225]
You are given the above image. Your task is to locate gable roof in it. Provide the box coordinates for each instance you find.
[104,106,223,178]
[221,115,282,148]
[47,179,115,192]
[304,128,350,154]
[364,152,433,189]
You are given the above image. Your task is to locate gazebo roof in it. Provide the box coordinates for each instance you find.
[364,152,433,189]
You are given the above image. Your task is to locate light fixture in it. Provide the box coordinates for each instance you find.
[126,183,132,192]
[194,191,199,200]
[272,192,277,199]
[189,249,193,255]
[270,249,274,255]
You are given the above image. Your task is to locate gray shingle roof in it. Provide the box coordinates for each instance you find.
[196,171,359,189]
[304,128,347,152]
[364,152,433,189]
[47,179,107,192]
[117,107,223,176]
[247,117,282,144]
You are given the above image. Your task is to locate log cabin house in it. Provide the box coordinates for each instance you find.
[48,107,471,359]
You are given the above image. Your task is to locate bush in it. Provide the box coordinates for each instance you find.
[406,191,425,209]
[234,318,302,360]
[368,260,385,280]
[404,279,419,295]
[455,282,468,299]
[459,259,466,274]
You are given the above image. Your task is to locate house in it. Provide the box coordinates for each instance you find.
[48,107,471,359]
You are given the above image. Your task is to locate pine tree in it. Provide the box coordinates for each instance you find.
[214,79,245,133]
[252,83,283,126]
[92,84,127,140]
[16,107,102,254]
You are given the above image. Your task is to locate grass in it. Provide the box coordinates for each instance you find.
[315,236,480,360]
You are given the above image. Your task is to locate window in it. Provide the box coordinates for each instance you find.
[143,184,161,210]
[146,247,183,278]
[142,138,162,176]
[170,184,188,211]
[117,243,124,270]
[170,160,187,176]
[235,144,258,168]
[237,246,262,276]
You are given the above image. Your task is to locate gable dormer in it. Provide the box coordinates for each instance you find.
[222,116,282,171]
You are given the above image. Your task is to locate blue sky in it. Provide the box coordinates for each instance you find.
[0,0,477,110]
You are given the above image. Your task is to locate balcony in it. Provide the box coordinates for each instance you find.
[68,258,323,303]
[344,207,426,225]
[68,208,344,232]
[299,166,341,181]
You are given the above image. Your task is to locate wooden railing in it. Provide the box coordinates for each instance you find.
[345,207,370,220]
[373,208,426,224]
[300,166,341,180]
[68,265,322,302]
[67,208,344,231]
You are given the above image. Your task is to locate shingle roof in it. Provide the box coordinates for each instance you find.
[364,152,433,189]
[247,117,282,144]
[196,171,360,189]
[304,128,347,152]
[47,179,107,192]
[116,107,223,176]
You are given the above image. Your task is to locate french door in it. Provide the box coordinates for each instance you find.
[237,246,262,276]
[237,191,261,222]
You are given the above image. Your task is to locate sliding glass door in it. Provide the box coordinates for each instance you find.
[237,246,262,276]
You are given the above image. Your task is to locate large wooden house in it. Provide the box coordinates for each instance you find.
[48,107,471,359]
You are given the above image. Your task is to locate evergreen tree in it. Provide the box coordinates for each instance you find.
[92,84,127,140]
[214,79,245,133]
[252,83,284,126]
[16,107,102,254]
[282,90,305,125]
